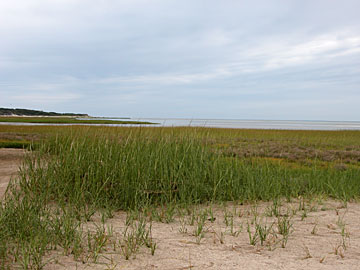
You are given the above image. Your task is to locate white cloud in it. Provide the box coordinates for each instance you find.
[92,31,360,89]
[264,34,360,69]
[97,68,232,85]
[230,32,360,72]
[11,93,80,104]
[1,81,82,108]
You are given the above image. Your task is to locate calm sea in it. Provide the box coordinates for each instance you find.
[112,118,360,130]
[2,118,360,130]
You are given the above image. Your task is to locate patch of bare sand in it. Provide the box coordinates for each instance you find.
[0,148,25,197]
[46,200,360,270]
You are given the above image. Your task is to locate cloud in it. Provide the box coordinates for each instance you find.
[1,80,82,111]
[92,31,360,91]
[263,34,360,70]
[11,92,80,104]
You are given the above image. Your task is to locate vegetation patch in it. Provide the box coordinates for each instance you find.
[0,126,359,268]
[0,140,31,149]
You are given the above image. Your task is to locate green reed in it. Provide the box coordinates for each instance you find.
[14,128,360,209]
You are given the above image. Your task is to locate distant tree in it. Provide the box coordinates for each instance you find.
[0,108,88,116]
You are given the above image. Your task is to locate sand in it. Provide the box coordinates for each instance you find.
[47,201,360,270]
[1,148,359,270]
[0,148,25,198]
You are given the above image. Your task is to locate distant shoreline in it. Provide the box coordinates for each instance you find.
[0,107,88,117]
[0,116,156,125]
[0,108,154,125]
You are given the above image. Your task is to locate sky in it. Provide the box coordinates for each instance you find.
[0,0,360,120]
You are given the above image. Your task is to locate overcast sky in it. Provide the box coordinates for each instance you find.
[1,0,359,120]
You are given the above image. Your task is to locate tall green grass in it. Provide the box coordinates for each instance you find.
[18,128,360,208]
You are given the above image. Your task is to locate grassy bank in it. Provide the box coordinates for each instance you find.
[0,116,155,125]
[0,126,359,268]
[21,128,360,207]
[0,140,31,149]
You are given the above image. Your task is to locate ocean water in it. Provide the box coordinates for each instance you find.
[117,118,360,130]
[1,118,360,130]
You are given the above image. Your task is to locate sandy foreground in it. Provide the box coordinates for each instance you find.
[0,148,25,198]
[1,149,360,270]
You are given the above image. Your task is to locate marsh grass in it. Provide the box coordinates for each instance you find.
[26,128,360,208]
[119,215,155,260]
[0,126,359,268]
[0,140,31,149]
[277,215,293,248]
